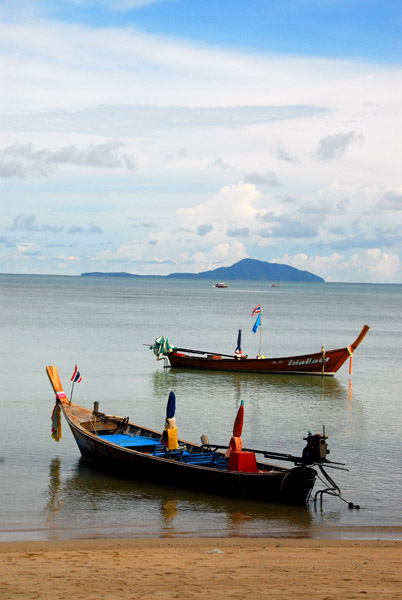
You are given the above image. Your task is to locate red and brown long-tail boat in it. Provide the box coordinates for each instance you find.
[46,366,348,506]
[151,325,369,377]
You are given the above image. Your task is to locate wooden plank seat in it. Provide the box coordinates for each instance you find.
[153,445,188,460]
[160,450,228,468]
[153,444,170,454]
[182,452,223,467]
[215,455,229,470]
[154,447,222,467]
[98,434,160,450]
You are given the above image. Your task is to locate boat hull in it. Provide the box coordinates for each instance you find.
[56,400,315,506]
[68,421,315,505]
[166,325,370,375]
[168,348,347,376]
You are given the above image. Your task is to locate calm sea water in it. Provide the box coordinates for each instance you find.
[1,274,401,541]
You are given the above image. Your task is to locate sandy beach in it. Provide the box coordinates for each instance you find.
[1,538,400,599]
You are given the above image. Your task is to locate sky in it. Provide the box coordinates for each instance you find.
[0,0,401,282]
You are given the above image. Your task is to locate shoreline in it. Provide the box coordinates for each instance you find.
[2,523,402,544]
[1,538,401,599]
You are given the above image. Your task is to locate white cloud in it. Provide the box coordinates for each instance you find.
[315,131,364,161]
[104,0,162,10]
[376,191,402,211]
[197,224,213,236]
[1,20,400,113]
[177,183,261,232]
[0,16,401,280]
[10,214,63,232]
[350,249,401,283]
[188,242,248,272]
[273,250,401,283]
[55,253,80,262]
[0,140,136,178]
[244,171,281,187]
[8,213,103,235]
[273,252,344,276]
[17,242,36,255]
[114,241,143,261]
[276,143,299,164]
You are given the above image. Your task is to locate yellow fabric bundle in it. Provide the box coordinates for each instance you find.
[166,426,179,450]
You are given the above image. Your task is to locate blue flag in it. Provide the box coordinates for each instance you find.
[252,313,261,333]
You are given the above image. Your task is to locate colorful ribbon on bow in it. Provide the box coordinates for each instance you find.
[51,403,62,441]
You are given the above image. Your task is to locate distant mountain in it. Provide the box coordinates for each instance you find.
[82,258,324,282]
[167,258,324,282]
[81,271,141,278]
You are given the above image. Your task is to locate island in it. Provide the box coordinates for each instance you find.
[81,258,324,282]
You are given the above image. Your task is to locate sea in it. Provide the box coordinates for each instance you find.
[1,274,401,541]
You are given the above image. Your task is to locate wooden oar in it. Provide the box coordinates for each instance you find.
[170,345,239,359]
[146,344,238,359]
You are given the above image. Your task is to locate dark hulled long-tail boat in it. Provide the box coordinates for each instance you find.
[46,366,347,506]
[151,325,369,377]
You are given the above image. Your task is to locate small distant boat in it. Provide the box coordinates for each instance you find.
[214,283,228,288]
[271,284,279,287]
[46,366,347,506]
[150,325,369,377]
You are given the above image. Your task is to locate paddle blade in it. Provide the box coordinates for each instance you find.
[166,391,176,419]
[233,400,245,437]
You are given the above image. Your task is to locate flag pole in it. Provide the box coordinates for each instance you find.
[251,304,262,356]
[70,380,75,405]
[69,365,81,404]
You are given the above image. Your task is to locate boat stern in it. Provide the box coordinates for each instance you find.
[278,466,317,505]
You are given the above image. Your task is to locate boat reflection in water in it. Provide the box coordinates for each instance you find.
[149,368,353,426]
[151,367,347,396]
[44,457,316,540]
[44,458,63,516]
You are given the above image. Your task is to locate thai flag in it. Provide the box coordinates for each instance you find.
[71,365,82,383]
[251,303,261,316]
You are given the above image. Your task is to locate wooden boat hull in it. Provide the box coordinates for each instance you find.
[69,421,315,504]
[167,325,370,376]
[47,367,317,506]
[168,349,345,375]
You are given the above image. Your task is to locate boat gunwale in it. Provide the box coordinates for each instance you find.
[60,402,290,475]
[171,344,349,364]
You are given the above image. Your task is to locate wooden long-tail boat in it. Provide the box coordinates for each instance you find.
[151,325,369,376]
[46,366,347,506]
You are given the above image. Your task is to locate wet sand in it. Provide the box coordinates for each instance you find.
[0,538,401,599]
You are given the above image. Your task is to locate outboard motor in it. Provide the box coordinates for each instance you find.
[302,427,329,465]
